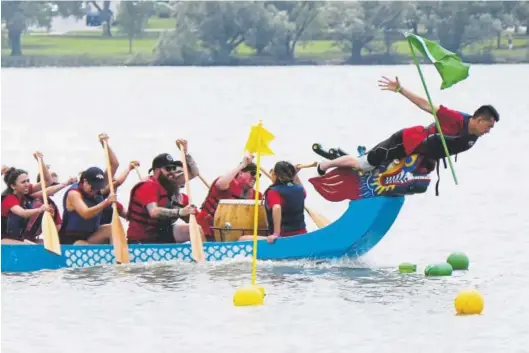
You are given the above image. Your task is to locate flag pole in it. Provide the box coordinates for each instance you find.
[234,120,274,307]
[251,137,262,286]
[407,40,458,185]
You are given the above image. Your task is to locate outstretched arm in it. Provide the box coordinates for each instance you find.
[30,177,77,198]
[378,76,439,115]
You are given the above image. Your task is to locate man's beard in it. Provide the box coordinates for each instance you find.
[158,173,176,194]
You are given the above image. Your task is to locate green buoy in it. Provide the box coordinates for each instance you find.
[398,263,417,273]
[446,252,469,270]
[424,263,453,276]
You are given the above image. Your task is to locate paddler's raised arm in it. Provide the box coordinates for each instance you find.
[98,133,119,181]
[113,160,140,188]
[175,139,199,184]
[215,153,254,190]
[378,76,439,115]
[31,151,53,191]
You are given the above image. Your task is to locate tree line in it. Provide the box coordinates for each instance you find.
[2,1,529,64]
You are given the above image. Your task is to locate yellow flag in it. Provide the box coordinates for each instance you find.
[244,122,275,156]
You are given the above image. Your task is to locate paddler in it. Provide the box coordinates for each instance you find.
[195,153,263,242]
[126,150,199,244]
[167,139,200,243]
[59,166,117,245]
[239,161,307,244]
[316,76,499,180]
[1,152,55,244]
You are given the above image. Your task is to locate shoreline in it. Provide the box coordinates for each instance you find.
[3,52,528,68]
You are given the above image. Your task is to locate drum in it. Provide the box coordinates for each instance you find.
[212,199,269,242]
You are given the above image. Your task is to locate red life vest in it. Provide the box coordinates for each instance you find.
[126,177,171,241]
[196,178,261,237]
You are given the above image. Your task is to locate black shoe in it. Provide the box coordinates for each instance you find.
[316,163,326,176]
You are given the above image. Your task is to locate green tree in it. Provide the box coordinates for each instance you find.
[512,1,529,35]
[265,1,323,60]
[155,1,261,64]
[1,1,84,56]
[116,0,152,53]
[244,3,283,56]
[425,2,501,55]
[325,1,406,63]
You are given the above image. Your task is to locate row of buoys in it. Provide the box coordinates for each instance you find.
[398,252,470,276]
[399,252,484,315]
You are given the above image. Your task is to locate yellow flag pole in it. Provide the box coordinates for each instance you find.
[251,144,262,286]
[234,120,274,307]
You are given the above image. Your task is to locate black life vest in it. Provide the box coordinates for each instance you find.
[264,182,306,234]
[419,112,478,195]
[60,184,104,238]
[1,193,40,241]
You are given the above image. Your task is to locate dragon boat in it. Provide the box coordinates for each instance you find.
[1,144,433,273]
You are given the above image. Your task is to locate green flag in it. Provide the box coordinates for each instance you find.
[405,32,470,90]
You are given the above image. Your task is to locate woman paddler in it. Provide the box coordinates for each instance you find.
[1,152,55,244]
[59,166,117,245]
[239,161,307,244]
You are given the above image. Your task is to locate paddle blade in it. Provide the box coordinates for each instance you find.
[189,215,205,262]
[111,209,130,264]
[305,207,330,228]
[42,211,61,255]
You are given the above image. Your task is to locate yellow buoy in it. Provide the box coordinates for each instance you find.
[233,286,264,307]
[454,289,484,315]
[252,285,266,298]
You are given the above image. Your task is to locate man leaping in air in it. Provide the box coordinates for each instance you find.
[316,76,499,176]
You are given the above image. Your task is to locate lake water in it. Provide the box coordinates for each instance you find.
[2,65,528,353]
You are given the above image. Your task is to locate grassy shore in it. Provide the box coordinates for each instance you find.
[2,25,528,67]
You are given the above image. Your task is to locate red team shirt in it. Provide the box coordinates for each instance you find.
[402,105,467,155]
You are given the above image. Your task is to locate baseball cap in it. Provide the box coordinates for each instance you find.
[241,163,257,174]
[83,167,107,190]
[149,153,177,173]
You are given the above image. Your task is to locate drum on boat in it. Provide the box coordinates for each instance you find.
[212,199,269,242]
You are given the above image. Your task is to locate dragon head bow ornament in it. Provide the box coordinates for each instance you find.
[309,154,432,202]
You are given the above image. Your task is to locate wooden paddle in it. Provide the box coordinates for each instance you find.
[177,142,205,262]
[260,166,331,229]
[296,162,317,170]
[198,174,210,189]
[102,140,130,264]
[134,166,142,179]
[36,156,61,255]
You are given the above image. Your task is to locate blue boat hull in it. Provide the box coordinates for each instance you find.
[1,197,404,273]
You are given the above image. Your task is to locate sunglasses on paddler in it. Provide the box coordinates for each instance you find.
[249,170,261,178]
[163,165,178,172]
